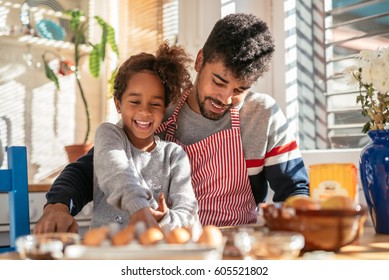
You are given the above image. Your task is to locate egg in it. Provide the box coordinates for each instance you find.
[111,225,135,246]
[138,227,165,245]
[284,195,320,210]
[197,225,223,247]
[83,226,110,246]
[321,195,356,210]
[165,228,191,244]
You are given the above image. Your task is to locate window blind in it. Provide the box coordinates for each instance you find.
[106,0,178,120]
[120,0,179,59]
[325,0,389,148]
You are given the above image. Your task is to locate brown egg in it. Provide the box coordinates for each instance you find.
[284,195,320,210]
[321,195,356,210]
[111,225,135,246]
[165,228,191,244]
[83,226,110,246]
[138,227,165,245]
[197,225,223,247]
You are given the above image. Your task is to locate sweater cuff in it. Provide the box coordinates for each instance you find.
[118,197,150,216]
[158,209,172,231]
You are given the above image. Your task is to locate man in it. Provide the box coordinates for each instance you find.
[34,13,309,233]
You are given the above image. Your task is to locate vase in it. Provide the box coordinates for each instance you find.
[359,130,389,234]
[64,143,93,163]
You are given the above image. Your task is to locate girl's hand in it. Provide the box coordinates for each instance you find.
[129,207,159,228]
[150,192,168,222]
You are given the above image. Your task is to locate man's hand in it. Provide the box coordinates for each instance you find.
[33,203,78,234]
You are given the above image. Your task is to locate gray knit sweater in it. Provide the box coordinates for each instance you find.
[91,122,198,231]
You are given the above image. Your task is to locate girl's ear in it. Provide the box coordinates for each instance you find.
[194,49,204,72]
[114,97,121,113]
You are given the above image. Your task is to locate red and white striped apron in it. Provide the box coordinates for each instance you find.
[157,91,257,226]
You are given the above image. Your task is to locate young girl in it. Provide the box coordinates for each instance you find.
[91,42,198,231]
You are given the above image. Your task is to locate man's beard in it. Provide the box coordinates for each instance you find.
[196,87,232,120]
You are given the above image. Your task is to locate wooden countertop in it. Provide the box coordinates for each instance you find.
[334,226,389,260]
[28,184,51,192]
[0,226,388,260]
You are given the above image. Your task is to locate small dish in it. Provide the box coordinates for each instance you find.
[35,19,65,41]
[16,232,81,260]
[252,231,305,259]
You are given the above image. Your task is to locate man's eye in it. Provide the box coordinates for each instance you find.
[130,101,140,104]
[151,103,162,107]
[212,79,224,86]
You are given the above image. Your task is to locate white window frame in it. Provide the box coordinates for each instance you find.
[178,0,363,167]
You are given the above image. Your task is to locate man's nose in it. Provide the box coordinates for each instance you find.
[217,89,233,106]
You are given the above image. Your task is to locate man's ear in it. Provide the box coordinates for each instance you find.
[194,49,204,72]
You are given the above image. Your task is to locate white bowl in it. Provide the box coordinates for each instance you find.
[16,233,81,260]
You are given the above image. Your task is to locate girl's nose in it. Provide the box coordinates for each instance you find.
[138,104,152,115]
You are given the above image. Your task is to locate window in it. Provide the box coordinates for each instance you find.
[118,0,178,59]
[325,0,389,149]
[221,0,235,17]
[107,0,179,122]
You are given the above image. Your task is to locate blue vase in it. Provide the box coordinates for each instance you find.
[359,130,389,234]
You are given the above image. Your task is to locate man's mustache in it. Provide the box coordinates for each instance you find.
[205,97,233,109]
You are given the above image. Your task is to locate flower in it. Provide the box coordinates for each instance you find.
[343,47,389,133]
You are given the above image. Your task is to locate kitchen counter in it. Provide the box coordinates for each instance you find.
[28,184,51,193]
[0,226,388,260]
[334,226,389,260]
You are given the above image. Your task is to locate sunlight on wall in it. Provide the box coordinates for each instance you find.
[30,75,76,182]
[0,80,26,168]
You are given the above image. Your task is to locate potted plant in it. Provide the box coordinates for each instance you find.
[343,47,389,234]
[42,9,119,162]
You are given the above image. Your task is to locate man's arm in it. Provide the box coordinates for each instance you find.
[33,148,94,233]
[46,148,94,215]
[263,101,309,201]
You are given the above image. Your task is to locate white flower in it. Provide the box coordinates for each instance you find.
[354,48,389,91]
[344,47,389,133]
[343,65,360,88]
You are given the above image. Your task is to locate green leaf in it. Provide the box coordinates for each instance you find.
[94,16,119,58]
[94,16,106,59]
[107,66,118,98]
[43,59,60,90]
[89,45,101,78]
[66,9,84,32]
[106,24,119,57]
[100,24,107,60]
[362,122,371,134]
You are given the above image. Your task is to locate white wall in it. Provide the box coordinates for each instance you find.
[178,0,276,98]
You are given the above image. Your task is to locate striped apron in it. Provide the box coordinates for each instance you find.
[157,91,257,226]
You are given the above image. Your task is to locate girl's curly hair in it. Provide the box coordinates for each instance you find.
[114,41,193,106]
